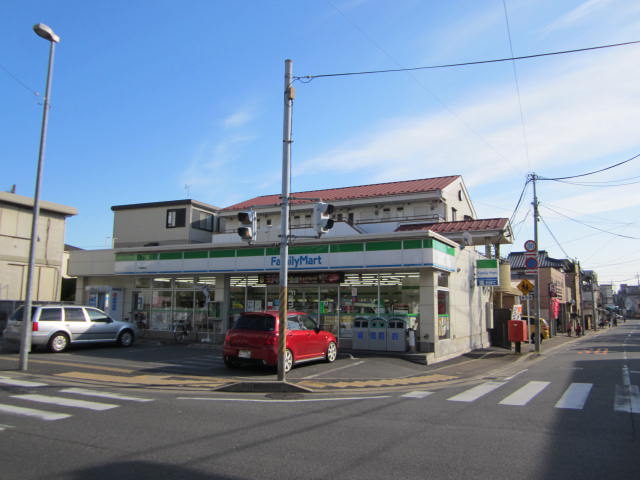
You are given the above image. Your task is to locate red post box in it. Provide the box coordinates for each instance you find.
[508,320,528,343]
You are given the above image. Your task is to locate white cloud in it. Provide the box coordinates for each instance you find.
[542,0,614,34]
[223,109,254,128]
[296,47,640,192]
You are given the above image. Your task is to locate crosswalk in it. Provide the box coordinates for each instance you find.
[402,379,640,413]
[0,376,153,426]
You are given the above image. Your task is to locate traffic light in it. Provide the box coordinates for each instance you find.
[237,211,257,241]
[313,202,334,236]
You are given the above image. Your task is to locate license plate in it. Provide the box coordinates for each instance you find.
[238,350,252,359]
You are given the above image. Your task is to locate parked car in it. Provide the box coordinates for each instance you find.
[2,304,136,353]
[223,311,338,372]
[522,315,550,342]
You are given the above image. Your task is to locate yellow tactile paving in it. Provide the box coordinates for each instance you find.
[300,373,457,389]
[55,371,227,387]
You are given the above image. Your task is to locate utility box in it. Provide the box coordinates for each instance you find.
[508,320,528,343]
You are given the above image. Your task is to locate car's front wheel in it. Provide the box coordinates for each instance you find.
[48,332,69,353]
[325,341,337,363]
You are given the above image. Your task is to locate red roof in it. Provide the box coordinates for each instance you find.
[395,218,509,233]
[223,176,461,211]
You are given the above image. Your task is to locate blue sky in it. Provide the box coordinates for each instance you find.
[3,0,640,287]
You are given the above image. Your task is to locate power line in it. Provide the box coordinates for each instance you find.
[540,152,640,181]
[541,204,640,240]
[295,39,640,81]
[0,63,40,97]
[539,213,570,258]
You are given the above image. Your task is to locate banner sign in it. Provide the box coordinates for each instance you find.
[476,259,499,286]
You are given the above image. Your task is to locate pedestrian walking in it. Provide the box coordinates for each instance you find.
[575,323,582,336]
[567,321,572,337]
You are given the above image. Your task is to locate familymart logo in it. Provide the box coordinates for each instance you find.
[270,255,324,268]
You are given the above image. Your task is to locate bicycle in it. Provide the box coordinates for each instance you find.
[172,319,197,344]
[134,312,148,338]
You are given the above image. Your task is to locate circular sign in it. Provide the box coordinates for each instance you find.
[524,240,537,252]
[524,257,538,269]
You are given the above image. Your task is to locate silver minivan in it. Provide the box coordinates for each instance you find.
[2,304,136,353]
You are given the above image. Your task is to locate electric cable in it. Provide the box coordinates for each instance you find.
[0,63,40,98]
[539,213,571,258]
[541,204,640,239]
[294,39,640,81]
[539,152,640,181]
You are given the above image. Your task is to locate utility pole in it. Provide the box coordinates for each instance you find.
[531,173,542,353]
[277,59,294,382]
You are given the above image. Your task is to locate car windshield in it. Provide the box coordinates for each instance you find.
[233,314,276,331]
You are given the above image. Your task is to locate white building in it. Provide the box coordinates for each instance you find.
[68,176,513,364]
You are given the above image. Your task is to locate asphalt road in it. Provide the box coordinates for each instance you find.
[0,321,638,479]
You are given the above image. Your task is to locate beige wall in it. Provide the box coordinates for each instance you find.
[0,199,73,301]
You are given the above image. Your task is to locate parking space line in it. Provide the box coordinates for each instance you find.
[302,361,365,379]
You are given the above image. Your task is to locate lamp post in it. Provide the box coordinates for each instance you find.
[19,24,60,371]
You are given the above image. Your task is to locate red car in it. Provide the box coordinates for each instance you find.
[223,311,338,372]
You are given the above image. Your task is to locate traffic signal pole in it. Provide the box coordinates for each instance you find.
[278,59,294,381]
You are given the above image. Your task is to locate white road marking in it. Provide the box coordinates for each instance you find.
[499,381,550,406]
[447,381,506,403]
[177,395,391,403]
[402,391,433,399]
[59,388,153,402]
[555,383,593,410]
[614,364,640,414]
[11,394,118,411]
[0,376,47,388]
[302,361,365,379]
[0,403,70,421]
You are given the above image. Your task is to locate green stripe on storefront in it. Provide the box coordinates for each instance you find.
[236,248,264,257]
[330,243,364,253]
[366,241,402,251]
[209,249,236,258]
[115,238,456,262]
[477,259,498,268]
[289,245,330,254]
[136,253,158,261]
[403,240,422,249]
[159,252,182,260]
[184,251,208,259]
[115,253,137,261]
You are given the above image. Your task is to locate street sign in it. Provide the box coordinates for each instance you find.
[517,279,535,295]
[524,240,537,252]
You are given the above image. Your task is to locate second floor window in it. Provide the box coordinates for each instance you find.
[166,208,186,228]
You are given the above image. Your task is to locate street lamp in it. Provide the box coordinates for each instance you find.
[19,24,60,371]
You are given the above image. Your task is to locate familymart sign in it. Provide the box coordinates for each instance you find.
[115,238,456,275]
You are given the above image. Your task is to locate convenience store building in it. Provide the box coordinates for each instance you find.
[68,176,513,364]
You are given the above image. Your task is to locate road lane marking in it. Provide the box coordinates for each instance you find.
[447,381,506,402]
[11,394,118,411]
[402,391,433,399]
[555,383,593,410]
[0,403,70,421]
[59,388,153,402]
[0,376,47,387]
[499,381,550,406]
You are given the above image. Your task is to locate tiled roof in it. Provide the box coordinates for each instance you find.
[222,176,461,211]
[508,251,568,270]
[395,218,509,233]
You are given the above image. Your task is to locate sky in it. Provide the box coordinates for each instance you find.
[2,0,640,288]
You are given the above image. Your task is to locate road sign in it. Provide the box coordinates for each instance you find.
[524,240,537,252]
[524,256,538,269]
[517,279,535,295]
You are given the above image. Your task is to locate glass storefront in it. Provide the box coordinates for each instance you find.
[131,275,219,334]
[228,271,420,342]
